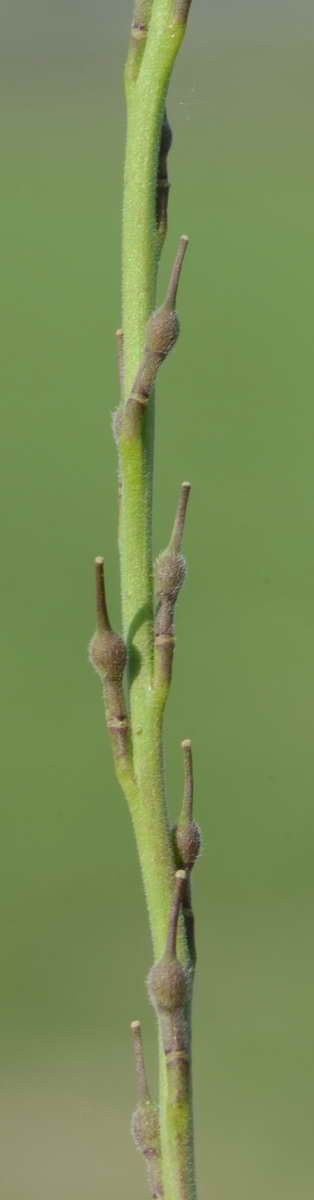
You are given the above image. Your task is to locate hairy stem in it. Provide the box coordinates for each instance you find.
[120,1,188,953]
[92,1,197,1197]
[121,4,196,1199]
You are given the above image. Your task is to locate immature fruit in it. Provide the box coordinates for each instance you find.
[155,550,186,601]
[173,820,202,871]
[131,1101,161,1154]
[89,630,127,683]
[146,306,179,364]
[148,954,187,1014]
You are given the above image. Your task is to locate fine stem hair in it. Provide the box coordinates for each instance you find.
[90,2,199,1196]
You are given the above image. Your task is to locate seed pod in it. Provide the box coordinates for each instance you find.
[148,954,187,1014]
[175,821,201,871]
[89,557,131,767]
[131,1101,161,1154]
[155,482,190,617]
[123,236,189,425]
[89,627,126,683]
[155,549,186,603]
[146,235,187,359]
[89,629,126,682]
[130,1021,163,1198]
[145,234,188,367]
[145,306,179,364]
[89,557,127,683]
[147,872,188,1014]
[173,740,201,871]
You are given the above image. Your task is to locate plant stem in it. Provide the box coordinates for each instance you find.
[121,4,196,1198]
[92,1,197,1197]
[120,0,188,953]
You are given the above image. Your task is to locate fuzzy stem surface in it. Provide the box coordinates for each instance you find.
[120,3,196,1198]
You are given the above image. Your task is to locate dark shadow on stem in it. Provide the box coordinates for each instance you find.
[127,602,153,689]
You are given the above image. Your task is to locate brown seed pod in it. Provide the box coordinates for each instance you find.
[144,235,188,369]
[173,739,201,870]
[155,549,186,601]
[89,629,127,683]
[173,820,202,871]
[131,1101,161,1154]
[89,557,127,683]
[147,872,188,1014]
[148,954,187,1014]
[145,306,180,364]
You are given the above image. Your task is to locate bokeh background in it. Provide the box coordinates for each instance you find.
[2,2,314,1197]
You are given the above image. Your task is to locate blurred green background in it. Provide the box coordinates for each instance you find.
[1,3,314,1197]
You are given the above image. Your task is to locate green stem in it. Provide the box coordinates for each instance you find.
[119,3,196,1198]
[120,0,185,936]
